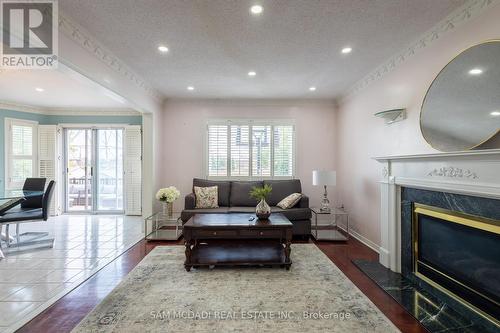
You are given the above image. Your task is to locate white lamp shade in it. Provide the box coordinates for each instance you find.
[312,170,336,186]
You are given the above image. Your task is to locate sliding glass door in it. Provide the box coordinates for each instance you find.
[96,129,123,211]
[66,129,93,212]
[65,128,124,214]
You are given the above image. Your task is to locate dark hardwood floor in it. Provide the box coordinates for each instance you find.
[17,236,427,333]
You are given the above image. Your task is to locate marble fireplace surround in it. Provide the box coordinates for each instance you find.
[374,149,500,273]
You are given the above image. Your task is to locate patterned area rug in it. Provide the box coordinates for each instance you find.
[72,244,399,333]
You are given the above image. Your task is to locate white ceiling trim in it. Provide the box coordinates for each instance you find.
[59,13,163,102]
[0,101,140,116]
[341,0,499,103]
[165,98,337,107]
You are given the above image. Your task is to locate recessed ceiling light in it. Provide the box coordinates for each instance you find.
[490,111,500,116]
[250,5,263,15]
[187,86,195,91]
[309,86,316,91]
[468,68,483,75]
[158,45,169,53]
[341,47,352,54]
[35,87,44,92]
[248,71,256,77]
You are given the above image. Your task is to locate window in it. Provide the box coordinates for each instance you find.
[207,121,295,178]
[5,119,38,189]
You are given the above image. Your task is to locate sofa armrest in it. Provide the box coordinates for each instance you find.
[298,194,309,208]
[185,193,196,210]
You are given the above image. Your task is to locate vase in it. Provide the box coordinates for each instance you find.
[163,202,173,218]
[256,198,271,220]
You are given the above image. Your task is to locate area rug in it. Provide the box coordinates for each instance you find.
[72,244,399,333]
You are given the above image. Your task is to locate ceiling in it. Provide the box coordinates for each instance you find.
[0,67,132,110]
[60,0,467,100]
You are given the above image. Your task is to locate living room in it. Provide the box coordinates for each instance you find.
[1,1,499,332]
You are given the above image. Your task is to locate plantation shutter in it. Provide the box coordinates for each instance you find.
[273,125,294,177]
[230,125,250,176]
[207,125,228,176]
[251,125,272,177]
[124,126,142,215]
[38,125,57,215]
[7,120,37,189]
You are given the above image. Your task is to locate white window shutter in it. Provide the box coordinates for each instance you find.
[207,125,229,176]
[124,126,142,215]
[273,125,294,177]
[230,125,250,176]
[38,125,57,215]
[251,125,272,177]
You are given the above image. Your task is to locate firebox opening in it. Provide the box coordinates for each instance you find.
[412,203,500,327]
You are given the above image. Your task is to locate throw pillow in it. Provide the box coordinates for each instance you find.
[277,193,302,209]
[194,186,219,208]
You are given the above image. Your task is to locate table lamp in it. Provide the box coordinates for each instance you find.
[312,170,336,213]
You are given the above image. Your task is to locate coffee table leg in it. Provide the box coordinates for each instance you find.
[285,240,291,270]
[184,240,192,272]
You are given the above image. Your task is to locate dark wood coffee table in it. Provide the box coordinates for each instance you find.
[183,213,293,271]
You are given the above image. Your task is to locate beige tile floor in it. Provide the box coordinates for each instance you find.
[0,215,143,332]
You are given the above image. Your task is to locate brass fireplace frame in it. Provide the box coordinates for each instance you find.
[412,203,500,327]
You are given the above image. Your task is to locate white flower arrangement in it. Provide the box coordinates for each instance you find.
[156,186,181,203]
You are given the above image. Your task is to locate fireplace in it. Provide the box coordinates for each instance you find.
[374,149,500,332]
[412,203,500,324]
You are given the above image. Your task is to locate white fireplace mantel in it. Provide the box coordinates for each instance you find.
[373,149,500,272]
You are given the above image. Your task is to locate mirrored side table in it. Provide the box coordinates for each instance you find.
[145,212,183,241]
[311,207,349,241]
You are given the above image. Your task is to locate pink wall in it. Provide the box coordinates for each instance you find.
[160,100,336,212]
[336,6,500,248]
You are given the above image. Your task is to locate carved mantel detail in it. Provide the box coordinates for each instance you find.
[427,167,478,179]
[382,167,389,178]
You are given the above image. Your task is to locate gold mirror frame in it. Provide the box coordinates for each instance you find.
[420,40,500,152]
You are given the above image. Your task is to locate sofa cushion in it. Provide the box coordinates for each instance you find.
[228,206,255,213]
[183,208,230,214]
[193,178,230,207]
[264,180,302,206]
[230,181,263,206]
[180,207,230,222]
[194,186,218,208]
[271,207,311,221]
[277,193,302,209]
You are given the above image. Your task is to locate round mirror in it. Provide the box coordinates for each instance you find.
[420,40,500,151]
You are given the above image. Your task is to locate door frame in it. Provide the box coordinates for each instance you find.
[62,125,125,215]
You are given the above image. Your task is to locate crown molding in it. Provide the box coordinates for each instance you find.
[58,12,163,103]
[165,97,337,107]
[0,101,141,116]
[0,101,45,114]
[45,108,140,116]
[341,0,500,103]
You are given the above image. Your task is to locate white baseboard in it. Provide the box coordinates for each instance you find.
[337,225,380,254]
[378,247,390,268]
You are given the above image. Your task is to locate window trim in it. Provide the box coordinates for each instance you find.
[4,118,39,190]
[205,119,296,180]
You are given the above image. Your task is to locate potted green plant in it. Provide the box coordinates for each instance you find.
[249,184,272,220]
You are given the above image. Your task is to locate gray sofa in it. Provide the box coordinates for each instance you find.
[181,178,311,237]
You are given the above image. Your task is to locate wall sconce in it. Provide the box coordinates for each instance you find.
[374,108,406,124]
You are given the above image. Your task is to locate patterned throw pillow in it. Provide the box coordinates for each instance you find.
[277,193,302,209]
[194,186,219,208]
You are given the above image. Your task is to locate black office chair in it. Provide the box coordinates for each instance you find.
[0,180,55,251]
